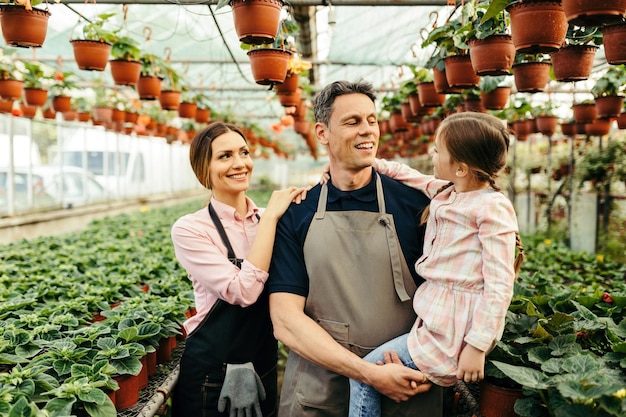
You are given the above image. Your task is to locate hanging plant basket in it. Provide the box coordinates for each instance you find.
[0,5,50,48]
[563,0,626,26]
[601,23,626,64]
[417,82,445,107]
[51,95,72,113]
[159,90,181,110]
[560,121,576,136]
[195,107,211,124]
[508,1,568,53]
[0,98,13,113]
[230,0,284,45]
[551,45,598,82]
[388,110,409,133]
[595,95,625,119]
[464,98,486,113]
[24,87,48,107]
[137,75,162,100]
[110,59,141,86]
[617,112,626,129]
[584,118,612,136]
[443,55,480,89]
[70,39,111,71]
[178,101,197,119]
[275,73,299,95]
[573,102,597,123]
[480,86,511,111]
[468,35,515,76]
[432,67,462,94]
[92,106,113,124]
[512,62,551,93]
[248,48,291,86]
[277,88,302,107]
[536,115,559,136]
[0,79,23,100]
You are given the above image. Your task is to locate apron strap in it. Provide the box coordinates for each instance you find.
[316,172,387,219]
[380,215,411,302]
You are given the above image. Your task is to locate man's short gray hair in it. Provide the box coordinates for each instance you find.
[313,80,377,126]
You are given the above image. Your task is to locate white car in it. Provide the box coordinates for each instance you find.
[0,165,107,215]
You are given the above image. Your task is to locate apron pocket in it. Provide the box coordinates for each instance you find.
[316,318,348,343]
[295,358,348,415]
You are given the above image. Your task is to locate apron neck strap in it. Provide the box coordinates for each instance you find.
[315,172,386,219]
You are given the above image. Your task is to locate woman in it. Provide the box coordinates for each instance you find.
[171,122,308,417]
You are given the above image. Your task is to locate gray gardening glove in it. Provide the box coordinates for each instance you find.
[217,362,266,417]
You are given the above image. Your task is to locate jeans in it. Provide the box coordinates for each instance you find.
[348,333,416,417]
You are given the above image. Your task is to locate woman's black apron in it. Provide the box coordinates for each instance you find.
[172,204,277,417]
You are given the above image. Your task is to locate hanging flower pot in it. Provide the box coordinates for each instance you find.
[417,82,445,107]
[513,119,530,141]
[389,110,409,133]
[0,98,13,113]
[443,55,480,89]
[51,95,72,113]
[617,112,626,129]
[248,48,292,86]
[468,35,515,76]
[110,59,141,87]
[159,90,181,111]
[195,107,211,124]
[275,72,299,95]
[480,86,511,111]
[594,96,624,119]
[63,110,78,121]
[92,106,113,124]
[585,118,612,136]
[573,102,597,123]
[432,67,462,94]
[77,111,91,122]
[178,101,197,119]
[563,0,626,26]
[512,62,551,93]
[23,88,48,107]
[508,1,568,53]
[277,87,302,107]
[111,108,125,123]
[464,97,486,113]
[536,115,559,136]
[0,79,23,100]
[19,102,37,118]
[230,0,284,45]
[551,45,598,82]
[601,23,626,64]
[137,75,162,100]
[70,39,111,71]
[42,106,55,120]
[379,119,390,136]
[0,4,50,48]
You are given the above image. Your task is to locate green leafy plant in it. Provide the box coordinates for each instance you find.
[21,61,52,89]
[575,140,626,190]
[478,75,508,93]
[563,23,603,47]
[468,0,510,40]
[422,2,472,70]
[138,52,167,78]
[74,13,117,43]
[49,71,78,97]
[591,66,626,99]
[109,31,142,61]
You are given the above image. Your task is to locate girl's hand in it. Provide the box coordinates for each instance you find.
[457,344,485,383]
[319,163,330,185]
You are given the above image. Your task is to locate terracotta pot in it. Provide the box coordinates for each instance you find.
[277,88,302,107]
[113,374,139,410]
[159,90,181,110]
[0,79,23,100]
[156,337,172,364]
[248,48,291,86]
[573,102,597,123]
[19,103,37,119]
[417,82,445,107]
[401,102,420,123]
[618,112,626,129]
[432,67,462,94]
[125,111,138,124]
[388,111,409,133]
[70,39,111,71]
[585,118,612,136]
[178,101,197,119]
[508,1,567,53]
[551,45,598,82]
[77,111,91,122]
[468,35,515,76]
[601,23,626,64]
[111,109,125,123]
[563,0,626,26]
[560,122,576,136]
[137,75,162,100]
[536,115,559,136]
[379,119,390,136]
[146,351,157,377]
[138,356,148,390]
[195,107,211,124]
[407,93,422,116]
[595,95,624,119]
[513,120,530,141]
[294,119,311,135]
[231,0,283,44]
[42,107,55,120]
[63,110,78,121]
[110,59,141,86]
[92,106,113,124]
[444,55,479,88]
[480,86,511,111]
[512,62,551,93]
[0,5,50,48]
[275,73,299,94]
[51,95,72,113]
[0,98,13,113]
[24,88,48,107]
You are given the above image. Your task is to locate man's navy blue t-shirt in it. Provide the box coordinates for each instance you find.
[268,170,431,297]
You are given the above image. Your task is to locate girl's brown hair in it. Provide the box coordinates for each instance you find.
[421,112,525,275]
[188,122,247,189]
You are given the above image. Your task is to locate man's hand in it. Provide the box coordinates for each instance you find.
[456,344,485,383]
[367,350,432,402]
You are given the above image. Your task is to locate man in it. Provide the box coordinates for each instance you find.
[268,80,444,416]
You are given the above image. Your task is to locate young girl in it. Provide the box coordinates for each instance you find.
[349,112,525,417]
[171,122,308,417]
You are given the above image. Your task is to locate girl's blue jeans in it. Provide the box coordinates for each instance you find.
[348,333,416,417]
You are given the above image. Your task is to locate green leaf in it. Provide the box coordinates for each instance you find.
[83,392,116,417]
[7,397,33,417]
[553,403,598,417]
[491,361,550,389]
[44,397,75,417]
[561,353,600,374]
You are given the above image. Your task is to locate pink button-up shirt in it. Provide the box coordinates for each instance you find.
[171,197,269,335]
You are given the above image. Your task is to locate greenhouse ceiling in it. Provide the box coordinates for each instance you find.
[6,0,611,124]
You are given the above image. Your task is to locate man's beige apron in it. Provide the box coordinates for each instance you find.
[278,175,443,417]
